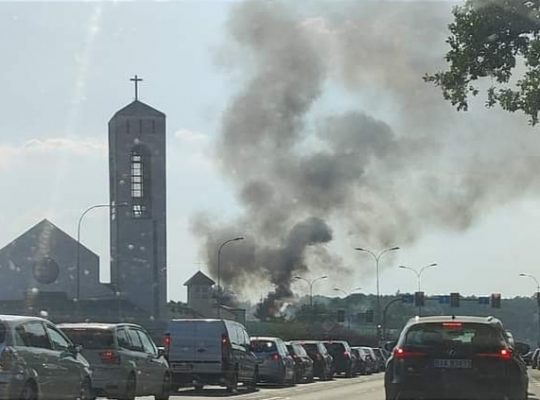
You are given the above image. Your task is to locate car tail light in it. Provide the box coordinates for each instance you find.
[221,334,231,363]
[99,350,121,364]
[393,347,426,359]
[271,353,281,361]
[0,348,14,371]
[163,334,171,348]
[477,348,513,361]
[442,322,463,329]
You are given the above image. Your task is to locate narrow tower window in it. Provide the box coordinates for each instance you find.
[130,149,150,218]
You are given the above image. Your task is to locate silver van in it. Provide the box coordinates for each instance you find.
[164,319,257,393]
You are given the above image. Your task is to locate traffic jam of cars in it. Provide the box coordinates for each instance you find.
[0,314,532,399]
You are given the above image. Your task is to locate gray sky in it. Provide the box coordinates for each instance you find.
[2,1,540,303]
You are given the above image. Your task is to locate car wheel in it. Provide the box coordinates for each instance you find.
[19,382,38,400]
[119,373,136,400]
[287,370,296,387]
[246,368,258,392]
[79,377,95,400]
[226,372,238,394]
[154,372,171,400]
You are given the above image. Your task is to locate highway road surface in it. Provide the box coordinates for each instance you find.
[104,369,540,399]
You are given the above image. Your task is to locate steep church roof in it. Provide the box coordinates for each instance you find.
[184,271,215,287]
[0,219,96,256]
[111,100,165,119]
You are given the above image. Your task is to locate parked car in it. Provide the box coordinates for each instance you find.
[373,347,388,371]
[532,348,540,368]
[163,319,257,393]
[285,341,314,383]
[351,347,368,375]
[384,316,529,400]
[299,341,334,380]
[250,337,295,385]
[354,346,375,374]
[362,346,383,372]
[523,350,533,366]
[59,322,170,400]
[323,340,356,377]
[0,315,93,400]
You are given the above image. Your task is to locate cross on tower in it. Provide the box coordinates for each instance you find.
[130,75,143,100]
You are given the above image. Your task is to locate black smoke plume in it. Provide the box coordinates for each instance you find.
[192,1,540,316]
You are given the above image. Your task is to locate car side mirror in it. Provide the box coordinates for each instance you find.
[67,344,82,355]
[515,342,530,356]
[157,347,166,358]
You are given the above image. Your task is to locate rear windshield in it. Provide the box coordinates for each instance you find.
[251,340,277,353]
[302,343,319,354]
[61,328,115,349]
[405,323,505,350]
[293,343,308,357]
[325,342,346,354]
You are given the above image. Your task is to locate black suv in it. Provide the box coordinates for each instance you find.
[299,341,334,380]
[385,316,528,400]
[323,340,356,377]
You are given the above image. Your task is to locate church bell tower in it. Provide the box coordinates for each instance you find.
[108,76,167,320]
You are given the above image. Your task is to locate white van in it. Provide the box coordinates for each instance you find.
[164,319,257,393]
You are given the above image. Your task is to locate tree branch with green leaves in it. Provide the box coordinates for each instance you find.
[425,0,540,125]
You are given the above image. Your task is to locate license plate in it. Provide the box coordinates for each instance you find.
[173,363,192,372]
[433,359,472,369]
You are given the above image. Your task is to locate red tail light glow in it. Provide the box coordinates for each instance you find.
[272,353,281,361]
[221,334,230,346]
[477,348,512,361]
[442,322,463,329]
[393,347,426,359]
[99,350,121,364]
[163,334,171,348]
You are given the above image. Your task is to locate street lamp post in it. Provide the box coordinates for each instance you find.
[519,273,540,346]
[217,237,244,318]
[333,287,362,329]
[399,263,438,315]
[76,203,128,301]
[398,263,438,292]
[295,275,328,314]
[355,247,399,326]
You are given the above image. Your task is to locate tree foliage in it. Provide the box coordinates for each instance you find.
[425,0,540,125]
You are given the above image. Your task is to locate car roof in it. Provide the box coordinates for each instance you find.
[405,315,503,328]
[0,314,49,324]
[57,322,142,330]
